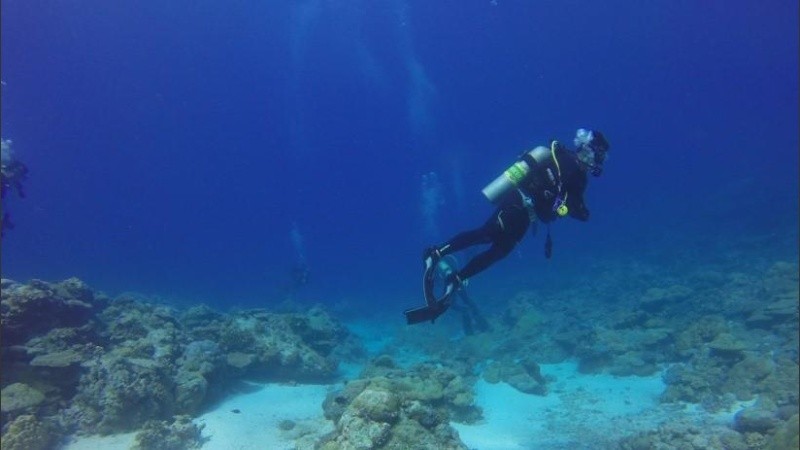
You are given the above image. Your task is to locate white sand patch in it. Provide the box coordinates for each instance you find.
[196,383,334,450]
[61,383,334,450]
[57,363,755,450]
[62,432,137,450]
[453,361,671,450]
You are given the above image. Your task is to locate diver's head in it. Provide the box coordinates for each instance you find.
[573,129,609,177]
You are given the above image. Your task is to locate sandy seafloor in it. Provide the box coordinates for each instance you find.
[22,213,792,450]
[62,352,752,450]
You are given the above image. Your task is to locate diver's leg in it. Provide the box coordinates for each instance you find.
[456,205,530,281]
[423,214,497,270]
[457,241,515,280]
[427,209,501,259]
[422,220,494,305]
[422,215,500,308]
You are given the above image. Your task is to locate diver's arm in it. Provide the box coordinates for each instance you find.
[569,198,589,221]
[567,174,590,221]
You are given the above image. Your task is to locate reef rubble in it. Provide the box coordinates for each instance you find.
[0,278,363,447]
[2,258,797,449]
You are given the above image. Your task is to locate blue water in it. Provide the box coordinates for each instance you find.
[2,0,798,312]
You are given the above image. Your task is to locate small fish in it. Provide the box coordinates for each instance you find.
[231,409,241,414]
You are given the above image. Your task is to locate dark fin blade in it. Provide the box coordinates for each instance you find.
[404,297,453,325]
[404,305,443,325]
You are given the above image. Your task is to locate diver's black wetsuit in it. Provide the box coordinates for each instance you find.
[437,142,590,280]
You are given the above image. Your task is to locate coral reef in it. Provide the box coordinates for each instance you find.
[65,354,177,433]
[1,383,46,416]
[0,414,59,450]
[618,408,800,450]
[1,278,361,442]
[318,356,473,449]
[132,415,205,450]
[766,413,799,450]
[482,355,550,395]
[618,421,748,450]
[392,257,798,447]
[734,400,782,434]
[182,306,361,382]
[1,278,107,346]
[1,252,796,448]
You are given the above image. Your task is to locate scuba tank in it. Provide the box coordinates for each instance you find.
[481,145,550,203]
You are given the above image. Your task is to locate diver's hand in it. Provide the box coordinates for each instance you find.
[571,206,589,221]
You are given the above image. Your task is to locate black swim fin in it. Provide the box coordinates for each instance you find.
[406,248,457,325]
[405,257,445,324]
[404,300,450,325]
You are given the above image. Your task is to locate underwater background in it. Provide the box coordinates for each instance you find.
[1,1,798,449]
[3,0,797,306]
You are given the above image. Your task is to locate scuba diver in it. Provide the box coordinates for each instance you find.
[280,261,311,301]
[405,128,610,325]
[1,139,29,238]
[291,262,311,289]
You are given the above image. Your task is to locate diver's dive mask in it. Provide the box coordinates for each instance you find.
[574,128,609,177]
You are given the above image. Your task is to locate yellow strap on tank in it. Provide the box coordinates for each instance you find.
[550,140,562,179]
[551,140,568,213]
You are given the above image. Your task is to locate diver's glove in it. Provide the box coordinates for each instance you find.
[572,205,589,221]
